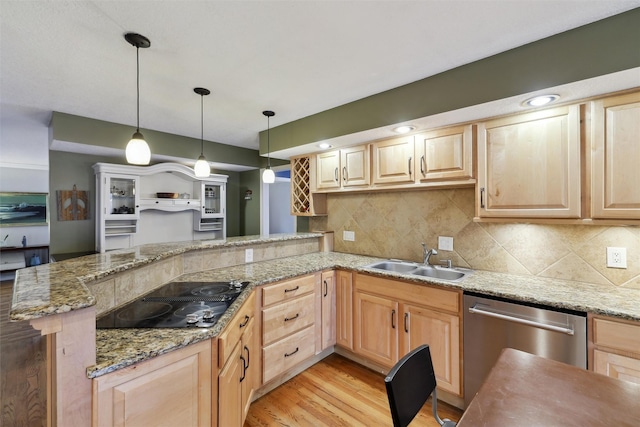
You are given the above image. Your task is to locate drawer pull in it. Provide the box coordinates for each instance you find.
[284,347,299,358]
[239,355,246,382]
[284,286,300,293]
[323,280,328,297]
[244,345,250,370]
[284,313,300,322]
[404,312,409,333]
[239,315,250,328]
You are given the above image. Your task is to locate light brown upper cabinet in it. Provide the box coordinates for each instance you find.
[590,91,640,220]
[415,124,475,184]
[371,135,415,185]
[316,145,370,190]
[477,105,581,219]
[290,155,327,216]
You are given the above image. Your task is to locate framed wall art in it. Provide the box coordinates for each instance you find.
[0,192,48,226]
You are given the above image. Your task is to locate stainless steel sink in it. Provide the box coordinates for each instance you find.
[364,260,472,282]
[365,261,419,273]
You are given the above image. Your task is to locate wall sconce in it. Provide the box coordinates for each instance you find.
[244,190,253,200]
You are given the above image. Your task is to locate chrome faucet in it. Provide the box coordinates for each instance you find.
[421,243,437,265]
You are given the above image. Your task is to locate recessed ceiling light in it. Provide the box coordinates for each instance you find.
[393,125,415,134]
[318,142,332,149]
[523,94,560,107]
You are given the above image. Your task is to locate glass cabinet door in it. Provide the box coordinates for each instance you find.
[202,183,222,217]
[105,175,139,218]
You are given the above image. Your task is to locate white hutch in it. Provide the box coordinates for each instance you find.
[93,162,227,253]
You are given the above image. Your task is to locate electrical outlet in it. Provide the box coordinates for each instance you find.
[343,230,355,242]
[606,247,627,269]
[438,236,454,251]
[245,248,253,263]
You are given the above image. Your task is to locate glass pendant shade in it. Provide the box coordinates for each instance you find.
[194,154,210,178]
[126,131,151,165]
[262,167,275,184]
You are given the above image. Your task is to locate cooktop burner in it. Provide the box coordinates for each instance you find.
[96,280,249,329]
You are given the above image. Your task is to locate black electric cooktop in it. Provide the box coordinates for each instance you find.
[96,280,249,329]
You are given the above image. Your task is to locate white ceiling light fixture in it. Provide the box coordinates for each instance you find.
[193,87,211,178]
[262,110,276,184]
[393,125,416,134]
[124,33,152,165]
[523,94,560,107]
[318,142,332,149]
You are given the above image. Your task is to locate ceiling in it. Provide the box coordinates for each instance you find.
[2,1,640,163]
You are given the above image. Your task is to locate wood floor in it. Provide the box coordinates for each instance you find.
[0,280,47,427]
[244,353,462,427]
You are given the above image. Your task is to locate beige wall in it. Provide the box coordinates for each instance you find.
[310,189,640,289]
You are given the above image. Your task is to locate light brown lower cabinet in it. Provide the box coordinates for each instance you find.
[218,292,257,427]
[260,274,319,384]
[92,339,213,427]
[591,315,640,384]
[335,270,354,350]
[353,273,462,396]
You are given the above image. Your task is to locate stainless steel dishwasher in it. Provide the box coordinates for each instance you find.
[463,292,587,408]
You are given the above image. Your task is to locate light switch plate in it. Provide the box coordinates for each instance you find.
[343,230,355,242]
[606,247,626,268]
[245,248,253,263]
[438,236,454,251]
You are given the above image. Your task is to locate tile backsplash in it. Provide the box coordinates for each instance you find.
[310,188,640,289]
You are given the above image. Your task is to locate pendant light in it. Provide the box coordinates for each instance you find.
[262,110,275,184]
[124,33,151,165]
[193,87,211,177]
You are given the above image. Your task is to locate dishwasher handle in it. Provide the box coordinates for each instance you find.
[468,304,575,336]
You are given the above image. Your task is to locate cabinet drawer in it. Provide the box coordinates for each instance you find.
[262,325,316,383]
[593,318,640,355]
[262,274,316,306]
[262,293,315,346]
[594,349,640,384]
[219,292,255,368]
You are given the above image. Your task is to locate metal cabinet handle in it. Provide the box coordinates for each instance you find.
[391,309,396,329]
[284,286,300,293]
[404,312,409,333]
[284,313,299,322]
[239,315,249,328]
[408,157,412,178]
[284,347,299,358]
[420,155,426,176]
[334,167,339,182]
[342,166,347,182]
[239,355,246,382]
[323,280,328,297]
[468,304,575,335]
[480,187,485,208]
[244,345,250,370]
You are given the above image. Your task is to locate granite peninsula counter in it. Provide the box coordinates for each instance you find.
[8,233,640,425]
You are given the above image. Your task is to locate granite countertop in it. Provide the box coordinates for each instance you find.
[90,251,640,378]
[9,233,322,322]
[10,233,640,379]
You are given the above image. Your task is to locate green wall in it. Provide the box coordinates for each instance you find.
[259,8,640,153]
[239,170,261,236]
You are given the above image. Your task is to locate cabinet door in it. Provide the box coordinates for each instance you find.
[241,317,256,422]
[401,304,461,395]
[594,350,640,385]
[316,151,341,189]
[93,340,211,427]
[354,291,398,368]
[336,270,353,350]
[104,174,140,219]
[219,342,243,427]
[372,136,415,184]
[341,145,370,187]
[477,105,581,218]
[415,124,474,182]
[321,271,337,350]
[591,92,640,219]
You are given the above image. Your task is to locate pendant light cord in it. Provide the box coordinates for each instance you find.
[200,94,204,155]
[267,115,271,168]
[136,46,140,132]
